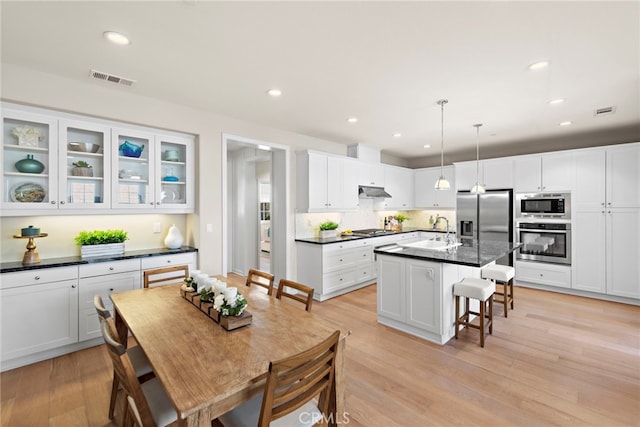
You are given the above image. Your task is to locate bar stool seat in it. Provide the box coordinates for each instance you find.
[481,264,515,317]
[453,278,495,347]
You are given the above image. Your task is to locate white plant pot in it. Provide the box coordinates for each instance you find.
[320,230,337,239]
[81,242,125,258]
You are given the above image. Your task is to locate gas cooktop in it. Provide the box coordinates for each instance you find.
[351,229,397,236]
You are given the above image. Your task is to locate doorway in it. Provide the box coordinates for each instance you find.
[222,135,289,284]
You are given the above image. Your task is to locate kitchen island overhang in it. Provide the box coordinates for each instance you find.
[374,240,521,345]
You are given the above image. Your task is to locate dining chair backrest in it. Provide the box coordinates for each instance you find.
[259,330,341,426]
[245,269,275,296]
[143,265,189,288]
[276,278,314,312]
[99,316,157,427]
[94,294,120,339]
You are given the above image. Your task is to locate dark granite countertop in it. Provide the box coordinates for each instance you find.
[1,246,198,273]
[295,228,456,245]
[374,240,521,268]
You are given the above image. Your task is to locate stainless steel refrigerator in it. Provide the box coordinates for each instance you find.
[457,189,513,266]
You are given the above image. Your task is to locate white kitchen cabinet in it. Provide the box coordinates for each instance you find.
[455,159,514,191]
[405,260,441,332]
[516,260,571,288]
[358,162,385,187]
[78,259,141,342]
[1,108,59,213]
[296,151,358,212]
[514,152,574,193]
[1,102,195,215]
[383,165,414,209]
[1,266,78,362]
[377,255,405,321]
[414,166,456,208]
[572,144,640,298]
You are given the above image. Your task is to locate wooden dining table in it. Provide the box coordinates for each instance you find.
[110,282,347,427]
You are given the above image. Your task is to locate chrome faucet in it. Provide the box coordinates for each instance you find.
[434,216,454,245]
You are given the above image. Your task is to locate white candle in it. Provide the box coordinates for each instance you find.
[214,281,227,294]
[224,287,237,301]
[204,277,216,291]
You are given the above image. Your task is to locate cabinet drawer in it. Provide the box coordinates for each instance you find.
[1,266,78,289]
[355,246,373,264]
[324,250,356,272]
[516,261,571,288]
[79,259,141,278]
[140,253,196,270]
[323,270,356,293]
[78,270,140,310]
[354,264,375,283]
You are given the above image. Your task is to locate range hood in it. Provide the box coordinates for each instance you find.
[359,185,392,198]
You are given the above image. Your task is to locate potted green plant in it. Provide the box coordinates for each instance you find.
[319,220,339,239]
[394,214,410,231]
[71,160,93,177]
[75,229,128,258]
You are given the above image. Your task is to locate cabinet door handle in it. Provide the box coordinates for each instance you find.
[50,201,56,205]
[607,202,611,206]
[109,288,114,292]
[150,202,154,206]
[601,202,605,206]
[167,260,171,263]
[339,259,343,262]
[608,211,612,214]
[156,202,161,205]
[34,275,40,280]
[71,284,76,288]
[60,201,65,204]
[109,267,114,271]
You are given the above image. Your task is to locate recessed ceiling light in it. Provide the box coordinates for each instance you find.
[559,121,573,126]
[423,144,431,149]
[266,88,282,97]
[257,144,271,151]
[103,31,131,45]
[393,133,402,138]
[346,117,358,123]
[549,98,565,105]
[528,60,549,70]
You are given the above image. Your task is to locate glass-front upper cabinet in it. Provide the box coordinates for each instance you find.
[155,134,194,211]
[111,128,155,210]
[58,119,111,210]
[1,109,58,212]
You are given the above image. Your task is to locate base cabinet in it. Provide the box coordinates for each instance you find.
[516,261,571,288]
[1,267,78,362]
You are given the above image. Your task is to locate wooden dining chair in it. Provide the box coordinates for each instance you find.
[94,295,154,420]
[143,264,189,288]
[99,317,178,427]
[245,268,275,295]
[276,278,314,312]
[218,330,341,427]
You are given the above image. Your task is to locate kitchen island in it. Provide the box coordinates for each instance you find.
[374,240,521,345]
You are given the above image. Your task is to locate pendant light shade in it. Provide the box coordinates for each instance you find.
[434,99,450,190]
[470,123,486,194]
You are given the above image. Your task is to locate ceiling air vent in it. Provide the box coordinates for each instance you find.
[594,106,616,117]
[89,69,136,87]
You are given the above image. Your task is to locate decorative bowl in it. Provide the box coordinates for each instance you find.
[119,141,144,158]
[10,183,46,203]
[68,142,100,153]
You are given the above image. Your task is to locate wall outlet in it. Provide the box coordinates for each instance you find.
[153,222,162,233]
[206,223,213,233]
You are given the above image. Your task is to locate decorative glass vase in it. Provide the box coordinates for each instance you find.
[15,154,45,174]
[164,224,184,249]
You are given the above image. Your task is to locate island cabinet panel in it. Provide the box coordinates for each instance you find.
[406,261,441,333]
[377,256,405,322]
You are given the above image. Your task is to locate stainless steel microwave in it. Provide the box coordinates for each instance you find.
[516,192,571,219]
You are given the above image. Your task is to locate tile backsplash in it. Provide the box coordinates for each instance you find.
[295,199,456,237]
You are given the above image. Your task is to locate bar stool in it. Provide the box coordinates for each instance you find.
[454,277,495,347]
[481,264,515,317]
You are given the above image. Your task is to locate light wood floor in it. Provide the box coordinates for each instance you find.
[2,280,639,426]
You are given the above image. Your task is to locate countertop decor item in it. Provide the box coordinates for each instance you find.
[164,224,184,249]
[21,225,40,236]
[319,220,339,239]
[68,142,100,153]
[71,160,93,177]
[10,183,46,203]
[13,232,48,265]
[14,154,45,174]
[75,229,128,258]
[119,140,144,158]
[162,175,179,182]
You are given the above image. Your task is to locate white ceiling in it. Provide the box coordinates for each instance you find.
[2,1,639,164]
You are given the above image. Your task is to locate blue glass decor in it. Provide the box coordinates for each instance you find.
[119,141,144,158]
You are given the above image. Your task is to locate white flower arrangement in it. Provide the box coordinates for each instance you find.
[213,287,248,317]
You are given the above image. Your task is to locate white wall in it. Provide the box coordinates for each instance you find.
[0,64,350,274]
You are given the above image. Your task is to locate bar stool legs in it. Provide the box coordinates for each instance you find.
[481,265,516,318]
[454,278,495,348]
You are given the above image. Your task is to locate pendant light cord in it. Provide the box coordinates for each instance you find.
[437,99,448,177]
[475,124,482,184]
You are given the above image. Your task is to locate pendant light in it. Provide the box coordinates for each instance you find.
[434,99,450,190]
[470,123,486,194]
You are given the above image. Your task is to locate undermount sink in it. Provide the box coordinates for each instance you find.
[398,239,462,251]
